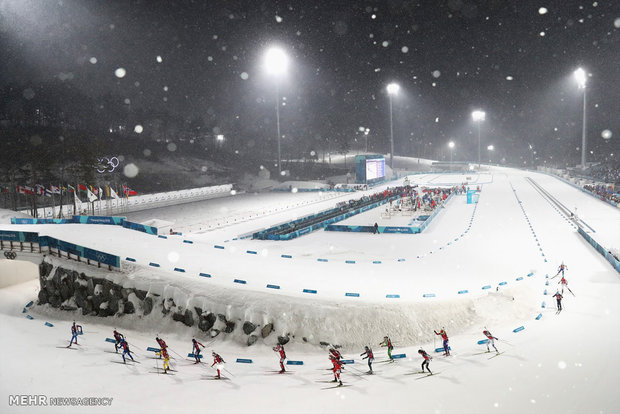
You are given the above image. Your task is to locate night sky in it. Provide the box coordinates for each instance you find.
[1,0,618,166]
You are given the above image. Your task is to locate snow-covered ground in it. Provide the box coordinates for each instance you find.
[1,165,619,414]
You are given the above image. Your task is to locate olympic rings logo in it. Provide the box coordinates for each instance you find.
[4,251,17,260]
[95,156,120,174]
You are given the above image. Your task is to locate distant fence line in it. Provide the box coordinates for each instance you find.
[19,184,234,218]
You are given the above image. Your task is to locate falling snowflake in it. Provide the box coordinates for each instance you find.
[156,55,163,63]
[539,7,548,15]
[134,125,143,133]
[114,68,126,78]
[89,57,97,64]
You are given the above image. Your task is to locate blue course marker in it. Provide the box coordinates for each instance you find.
[45,322,53,327]
[392,354,406,359]
[246,250,257,255]
[516,277,523,281]
[386,294,400,299]
[434,347,451,353]
[458,290,469,294]
[199,273,211,278]
[22,308,26,313]
[174,268,186,273]
[345,292,360,297]
[147,347,161,352]
[234,279,247,285]
[214,245,225,249]
[541,301,546,308]
[105,338,116,343]
[423,293,436,298]
[125,257,136,262]
[188,353,203,359]
[317,258,328,262]
[25,301,33,308]
[499,281,507,286]
[236,358,253,364]
[281,254,292,259]
[303,289,317,294]
[535,313,543,320]
[373,261,382,264]
[482,285,492,290]
[157,235,167,239]
[345,260,356,264]
[477,339,489,345]
[527,272,534,277]
[266,284,280,290]
[397,258,406,262]
[149,262,160,267]
[26,315,34,320]
[513,326,525,333]
[287,360,303,365]
[342,359,355,364]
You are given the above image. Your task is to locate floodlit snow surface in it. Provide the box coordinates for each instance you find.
[1,166,619,414]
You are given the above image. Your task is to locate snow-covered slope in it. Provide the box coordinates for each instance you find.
[1,165,619,414]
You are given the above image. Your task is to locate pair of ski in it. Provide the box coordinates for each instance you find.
[404,371,439,379]
[317,380,350,390]
[472,350,504,359]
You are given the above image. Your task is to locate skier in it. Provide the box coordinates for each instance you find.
[211,351,225,379]
[68,321,83,347]
[113,329,124,353]
[379,335,394,360]
[553,291,563,312]
[191,338,204,363]
[161,347,171,373]
[360,345,374,373]
[555,262,568,278]
[558,276,575,296]
[434,328,450,356]
[418,348,432,374]
[329,347,342,361]
[155,336,168,359]
[273,344,287,373]
[482,328,499,353]
[329,354,344,386]
[119,339,134,363]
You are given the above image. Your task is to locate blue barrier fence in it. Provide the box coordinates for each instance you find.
[10,215,158,235]
[0,229,120,268]
[577,227,620,273]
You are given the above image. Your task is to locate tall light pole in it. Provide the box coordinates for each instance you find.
[472,110,486,169]
[487,144,494,163]
[364,128,370,152]
[448,141,455,170]
[574,67,587,169]
[386,83,400,169]
[264,47,289,176]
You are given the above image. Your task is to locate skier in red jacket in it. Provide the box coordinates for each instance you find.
[418,348,432,374]
[192,338,204,363]
[483,328,499,353]
[273,344,287,373]
[360,346,374,374]
[434,328,450,356]
[330,355,344,386]
[211,351,225,379]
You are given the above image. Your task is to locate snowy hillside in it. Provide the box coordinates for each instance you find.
[1,165,619,414]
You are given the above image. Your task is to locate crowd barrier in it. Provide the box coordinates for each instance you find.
[11,215,158,236]
[19,184,234,218]
[0,230,120,269]
[577,227,620,273]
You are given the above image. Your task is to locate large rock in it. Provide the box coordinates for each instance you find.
[134,289,147,301]
[39,262,53,278]
[86,279,95,296]
[74,289,87,309]
[277,335,290,345]
[124,301,135,315]
[59,282,71,301]
[172,312,185,323]
[243,322,257,335]
[37,289,48,305]
[247,335,258,346]
[261,323,274,338]
[210,329,220,338]
[183,309,194,327]
[223,321,235,333]
[198,313,216,332]
[49,295,62,308]
[142,297,153,316]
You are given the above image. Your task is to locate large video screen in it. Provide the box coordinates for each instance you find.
[365,158,385,181]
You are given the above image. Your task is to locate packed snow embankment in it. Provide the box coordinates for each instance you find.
[33,255,538,348]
